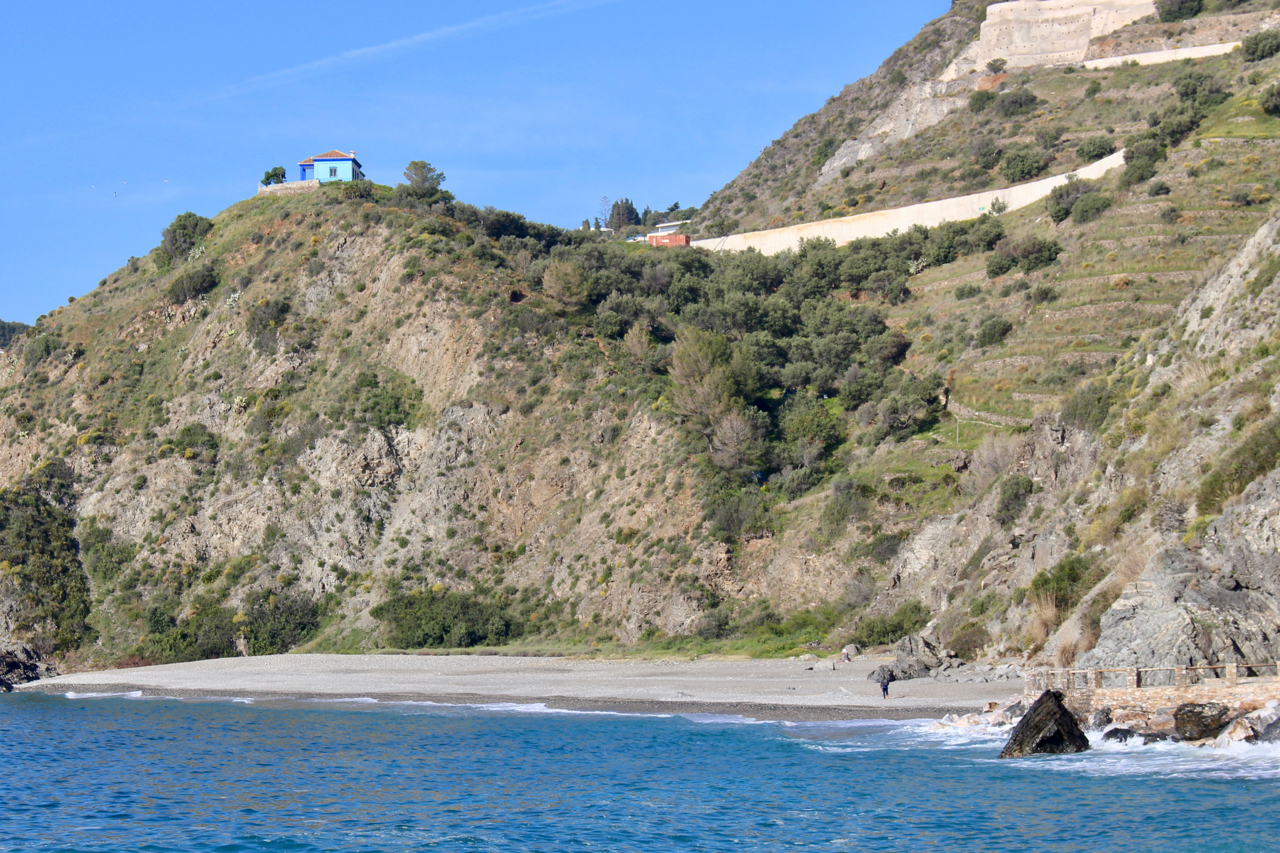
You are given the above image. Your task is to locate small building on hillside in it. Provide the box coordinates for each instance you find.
[299,150,365,183]
[646,220,690,247]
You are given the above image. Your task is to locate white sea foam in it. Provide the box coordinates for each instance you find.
[386,699,673,718]
[64,690,145,700]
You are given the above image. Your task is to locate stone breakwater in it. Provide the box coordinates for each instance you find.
[1021,665,1280,745]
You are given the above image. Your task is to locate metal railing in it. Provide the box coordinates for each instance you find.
[1026,662,1280,692]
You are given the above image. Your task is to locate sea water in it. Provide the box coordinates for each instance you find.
[2,692,1279,852]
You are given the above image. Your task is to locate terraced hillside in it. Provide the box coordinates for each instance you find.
[692,0,1280,237]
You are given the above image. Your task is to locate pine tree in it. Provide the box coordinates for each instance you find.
[608,198,639,231]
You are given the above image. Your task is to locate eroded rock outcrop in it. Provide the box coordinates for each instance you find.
[0,643,54,692]
[999,690,1090,758]
[1078,469,1280,675]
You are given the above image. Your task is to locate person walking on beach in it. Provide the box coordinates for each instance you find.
[880,676,890,699]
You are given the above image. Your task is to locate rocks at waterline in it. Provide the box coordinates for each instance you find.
[0,643,55,692]
[1088,707,1113,731]
[1102,727,1139,743]
[865,632,1022,684]
[998,690,1091,758]
[1173,703,1231,741]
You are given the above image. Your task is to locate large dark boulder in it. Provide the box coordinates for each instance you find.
[1174,703,1231,740]
[867,633,948,682]
[1088,707,1113,731]
[1102,727,1139,743]
[867,661,928,683]
[895,633,944,669]
[0,644,49,692]
[999,690,1091,758]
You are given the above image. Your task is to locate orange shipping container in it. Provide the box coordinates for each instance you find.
[647,234,691,247]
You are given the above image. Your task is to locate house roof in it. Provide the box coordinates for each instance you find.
[312,149,358,161]
[298,158,314,165]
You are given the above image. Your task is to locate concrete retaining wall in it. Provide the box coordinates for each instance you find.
[1084,41,1240,69]
[257,180,320,197]
[941,0,1155,81]
[693,150,1126,255]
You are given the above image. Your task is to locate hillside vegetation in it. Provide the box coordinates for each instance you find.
[5,2,1280,671]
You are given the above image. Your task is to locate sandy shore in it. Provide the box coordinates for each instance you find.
[16,654,1023,721]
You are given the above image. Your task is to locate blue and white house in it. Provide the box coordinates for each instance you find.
[299,150,365,183]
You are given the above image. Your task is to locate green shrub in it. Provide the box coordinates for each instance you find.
[167,263,218,304]
[1071,192,1112,224]
[851,601,930,647]
[241,590,321,655]
[1243,30,1280,63]
[706,489,773,543]
[1263,86,1280,118]
[0,320,29,349]
[159,212,214,268]
[1173,70,1229,109]
[819,479,866,544]
[1062,381,1115,432]
[971,138,1002,170]
[1046,178,1094,223]
[1076,136,1115,162]
[140,596,238,663]
[353,369,424,430]
[947,620,990,660]
[0,485,93,651]
[986,253,1015,279]
[1027,284,1059,305]
[1000,147,1050,183]
[1247,254,1280,298]
[992,235,1062,273]
[77,518,137,581]
[993,88,1039,118]
[1030,555,1101,610]
[372,589,524,648]
[1147,181,1171,197]
[1157,0,1201,21]
[975,315,1013,348]
[247,298,291,352]
[1197,416,1280,515]
[955,283,982,299]
[848,531,906,564]
[337,179,375,201]
[969,90,997,113]
[995,475,1033,526]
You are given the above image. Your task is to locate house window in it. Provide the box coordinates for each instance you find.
[329,167,338,177]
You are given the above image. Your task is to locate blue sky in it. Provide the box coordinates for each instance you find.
[0,0,948,324]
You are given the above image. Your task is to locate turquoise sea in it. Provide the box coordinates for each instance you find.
[3,691,1279,852]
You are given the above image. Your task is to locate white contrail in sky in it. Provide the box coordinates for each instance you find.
[243,0,615,90]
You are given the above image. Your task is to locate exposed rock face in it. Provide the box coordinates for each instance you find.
[814,81,968,188]
[0,644,54,692]
[1079,469,1280,677]
[999,690,1091,758]
[867,633,946,682]
[1174,703,1231,741]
